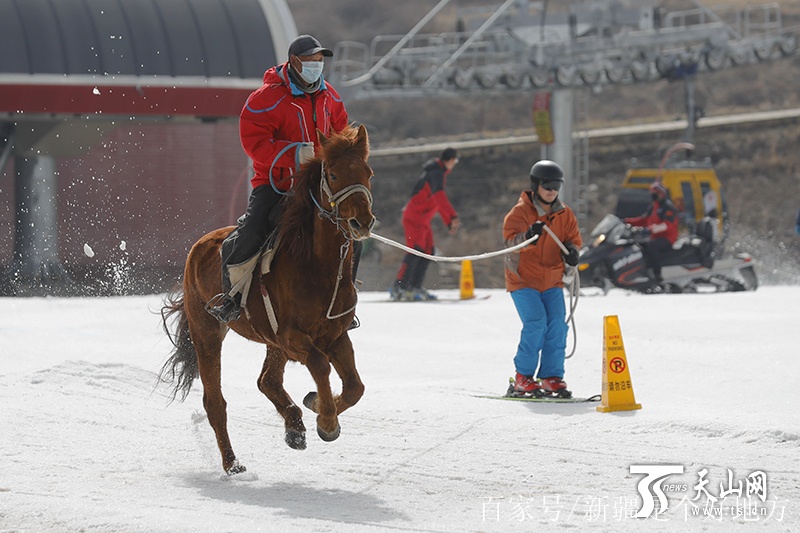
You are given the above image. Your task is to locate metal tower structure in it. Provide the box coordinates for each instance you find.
[331,0,799,97]
[329,0,800,221]
[572,88,590,233]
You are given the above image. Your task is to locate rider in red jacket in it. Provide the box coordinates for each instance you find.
[624,181,679,282]
[207,35,350,323]
[240,53,348,192]
[390,148,461,301]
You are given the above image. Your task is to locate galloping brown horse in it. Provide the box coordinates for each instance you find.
[160,124,375,474]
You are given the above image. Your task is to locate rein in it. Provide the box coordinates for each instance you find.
[310,159,374,321]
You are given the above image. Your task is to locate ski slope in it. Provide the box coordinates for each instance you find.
[1,286,798,532]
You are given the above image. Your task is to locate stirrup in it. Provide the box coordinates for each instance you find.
[205,293,241,323]
[347,315,360,331]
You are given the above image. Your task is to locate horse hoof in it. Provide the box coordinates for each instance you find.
[227,461,247,475]
[317,423,341,442]
[285,429,307,450]
[302,391,318,412]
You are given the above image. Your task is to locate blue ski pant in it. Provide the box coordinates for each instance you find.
[510,287,568,379]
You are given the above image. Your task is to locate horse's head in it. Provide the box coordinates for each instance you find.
[317,124,375,241]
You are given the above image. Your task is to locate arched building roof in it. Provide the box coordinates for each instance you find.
[0,0,297,118]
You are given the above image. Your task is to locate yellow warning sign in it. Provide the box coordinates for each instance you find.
[459,260,475,300]
[597,315,642,413]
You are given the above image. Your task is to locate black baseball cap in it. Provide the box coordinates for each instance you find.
[288,35,333,58]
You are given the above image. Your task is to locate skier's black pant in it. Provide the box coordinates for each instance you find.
[397,249,431,290]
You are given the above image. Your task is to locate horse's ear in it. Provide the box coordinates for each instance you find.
[355,124,369,150]
[317,128,329,147]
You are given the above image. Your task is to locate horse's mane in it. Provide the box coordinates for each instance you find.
[277,125,369,262]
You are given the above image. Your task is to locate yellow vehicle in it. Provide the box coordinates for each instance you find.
[614,156,729,243]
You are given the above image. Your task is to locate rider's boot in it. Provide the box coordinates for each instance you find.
[206,185,283,324]
[206,266,242,323]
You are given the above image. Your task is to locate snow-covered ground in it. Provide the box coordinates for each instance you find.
[1,286,798,532]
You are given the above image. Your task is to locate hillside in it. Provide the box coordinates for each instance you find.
[287,0,800,290]
[362,116,800,290]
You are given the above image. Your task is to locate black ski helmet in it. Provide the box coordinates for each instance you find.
[529,160,564,192]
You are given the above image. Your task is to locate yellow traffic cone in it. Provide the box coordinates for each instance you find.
[597,315,642,412]
[459,260,475,300]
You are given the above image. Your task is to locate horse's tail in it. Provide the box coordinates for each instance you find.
[158,283,199,402]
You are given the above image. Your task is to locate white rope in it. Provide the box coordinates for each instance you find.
[369,232,538,262]
[370,227,581,358]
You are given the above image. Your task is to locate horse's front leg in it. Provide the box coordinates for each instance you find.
[307,333,364,416]
[256,346,307,450]
[285,329,340,442]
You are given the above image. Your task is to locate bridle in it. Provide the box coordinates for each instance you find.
[313,160,373,235]
[310,159,374,321]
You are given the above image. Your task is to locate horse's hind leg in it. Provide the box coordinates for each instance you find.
[187,309,243,474]
[257,347,307,450]
[305,333,364,417]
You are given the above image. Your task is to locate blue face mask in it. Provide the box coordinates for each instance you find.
[299,61,324,84]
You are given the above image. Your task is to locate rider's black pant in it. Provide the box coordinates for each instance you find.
[221,185,284,270]
[641,237,672,281]
[220,184,365,290]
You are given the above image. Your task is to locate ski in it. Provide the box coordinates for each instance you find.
[475,393,601,403]
[378,294,492,303]
[473,377,600,403]
[425,294,492,303]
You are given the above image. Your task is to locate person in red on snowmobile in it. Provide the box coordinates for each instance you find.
[503,160,582,398]
[389,148,461,301]
[624,181,678,283]
[206,34,353,324]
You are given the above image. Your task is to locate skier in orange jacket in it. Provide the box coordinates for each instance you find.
[503,160,582,398]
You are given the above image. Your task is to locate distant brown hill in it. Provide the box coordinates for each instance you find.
[289,0,800,288]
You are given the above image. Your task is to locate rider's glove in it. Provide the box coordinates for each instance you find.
[524,221,545,241]
[563,246,580,267]
[297,143,315,166]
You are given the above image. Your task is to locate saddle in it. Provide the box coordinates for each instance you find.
[222,226,281,333]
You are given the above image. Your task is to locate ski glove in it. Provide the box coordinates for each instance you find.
[563,246,580,266]
[524,221,545,241]
[296,143,315,166]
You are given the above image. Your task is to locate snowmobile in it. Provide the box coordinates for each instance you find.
[578,215,758,294]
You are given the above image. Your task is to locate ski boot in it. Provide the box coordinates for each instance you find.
[414,287,437,301]
[388,281,404,301]
[540,377,572,399]
[389,281,422,301]
[507,373,544,398]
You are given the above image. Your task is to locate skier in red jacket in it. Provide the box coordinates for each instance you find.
[207,34,350,323]
[389,148,461,301]
[624,181,679,283]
